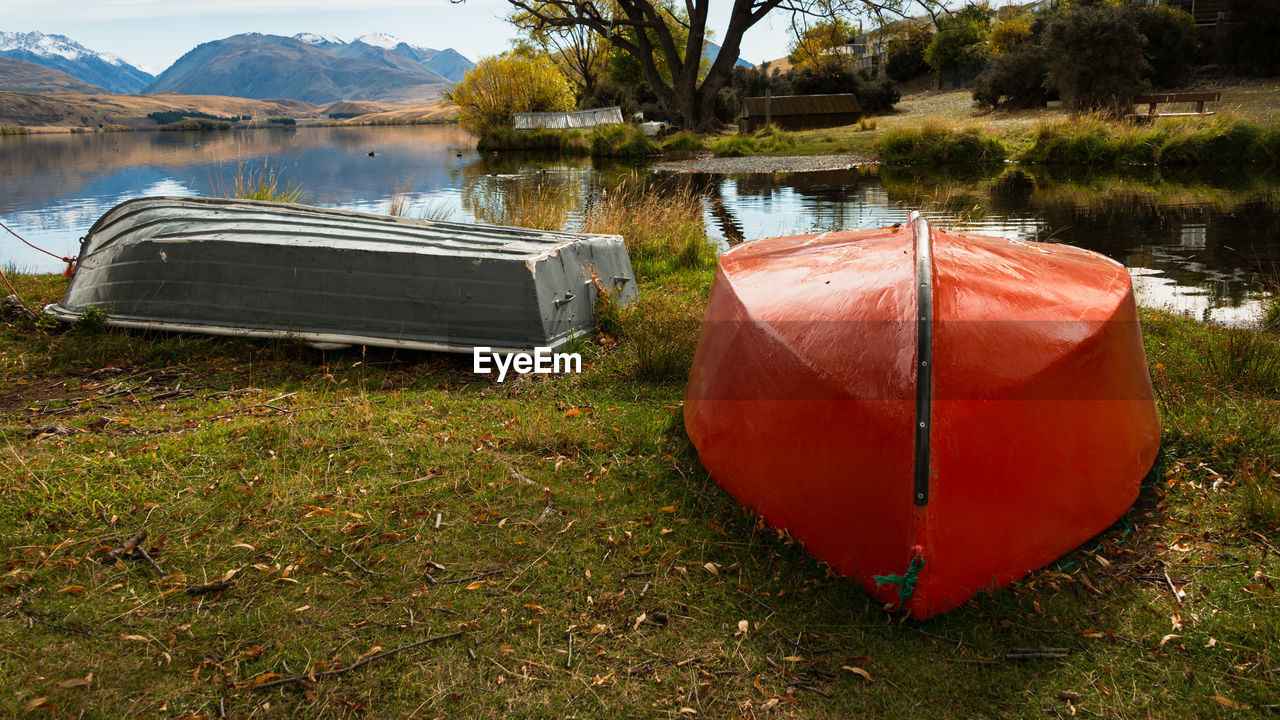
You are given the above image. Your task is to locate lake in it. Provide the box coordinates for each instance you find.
[2,125,1276,324]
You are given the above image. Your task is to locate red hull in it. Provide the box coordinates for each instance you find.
[683,217,1160,619]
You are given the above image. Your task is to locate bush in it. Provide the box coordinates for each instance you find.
[973,45,1050,109]
[1042,4,1149,113]
[924,4,993,73]
[446,52,575,136]
[267,117,296,126]
[1134,6,1197,88]
[1223,0,1280,76]
[885,23,933,82]
[787,66,899,113]
[877,124,1007,165]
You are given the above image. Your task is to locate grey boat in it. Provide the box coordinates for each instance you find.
[46,197,637,352]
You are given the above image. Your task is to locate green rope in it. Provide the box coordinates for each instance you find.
[874,556,924,607]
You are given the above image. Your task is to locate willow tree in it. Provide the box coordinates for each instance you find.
[485,0,911,131]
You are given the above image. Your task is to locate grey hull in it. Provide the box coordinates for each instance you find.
[46,197,637,352]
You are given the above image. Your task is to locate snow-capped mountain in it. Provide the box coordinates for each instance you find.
[146,33,472,104]
[291,32,474,83]
[354,32,400,50]
[294,32,344,46]
[0,31,153,93]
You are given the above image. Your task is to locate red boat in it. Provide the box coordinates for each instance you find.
[684,213,1160,620]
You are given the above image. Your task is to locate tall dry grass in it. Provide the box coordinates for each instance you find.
[582,176,716,276]
[1020,113,1280,166]
[216,158,303,203]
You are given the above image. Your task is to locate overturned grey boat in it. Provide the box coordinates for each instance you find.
[46,197,637,352]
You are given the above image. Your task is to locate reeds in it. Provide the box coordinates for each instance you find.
[216,159,303,203]
[582,176,715,276]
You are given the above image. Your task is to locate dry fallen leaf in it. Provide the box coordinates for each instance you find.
[56,585,86,595]
[465,580,488,590]
[1160,634,1181,647]
[1209,696,1241,709]
[704,562,720,576]
[246,673,281,687]
[24,696,52,712]
[119,635,150,643]
[634,613,648,630]
[842,666,873,681]
[736,619,750,637]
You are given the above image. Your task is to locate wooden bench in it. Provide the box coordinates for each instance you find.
[1126,92,1221,121]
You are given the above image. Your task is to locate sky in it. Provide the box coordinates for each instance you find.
[2,0,803,75]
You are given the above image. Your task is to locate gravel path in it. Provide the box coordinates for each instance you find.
[653,153,874,174]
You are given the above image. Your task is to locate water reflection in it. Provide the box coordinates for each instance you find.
[1,126,1276,324]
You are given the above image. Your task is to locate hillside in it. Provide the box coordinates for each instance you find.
[0,56,110,95]
[0,90,318,128]
[145,33,455,104]
[327,100,458,125]
[0,30,153,94]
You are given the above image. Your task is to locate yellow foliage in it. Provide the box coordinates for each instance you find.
[990,17,1033,54]
[445,52,575,135]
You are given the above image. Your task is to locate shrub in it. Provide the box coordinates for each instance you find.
[446,52,575,136]
[1134,6,1197,88]
[924,4,993,73]
[973,45,1050,109]
[1223,0,1280,76]
[885,22,933,82]
[1042,4,1149,113]
[787,66,900,113]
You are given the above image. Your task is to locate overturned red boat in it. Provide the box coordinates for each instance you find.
[684,213,1160,620]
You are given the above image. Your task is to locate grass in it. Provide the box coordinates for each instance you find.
[1020,115,1280,166]
[0,126,30,136]
[1,183,1278,717]
[478,125,659,159]
[711,126,798,158]
[878,122,1009,165]
[215,159,304,204]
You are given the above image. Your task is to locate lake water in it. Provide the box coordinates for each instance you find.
[2,125,1276,324]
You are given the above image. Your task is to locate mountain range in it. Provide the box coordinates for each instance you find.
[0,31,474,105]
[0,31,154,94]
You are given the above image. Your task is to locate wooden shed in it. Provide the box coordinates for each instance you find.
[740,93,863,132]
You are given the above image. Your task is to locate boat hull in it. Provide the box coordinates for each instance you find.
[47,197,637,352]
[683,219,1160,619]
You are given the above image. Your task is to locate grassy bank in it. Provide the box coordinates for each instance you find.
[1,192,1277,716]
[478,124,660,159]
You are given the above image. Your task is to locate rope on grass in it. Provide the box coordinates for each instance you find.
[874,555,924,608]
